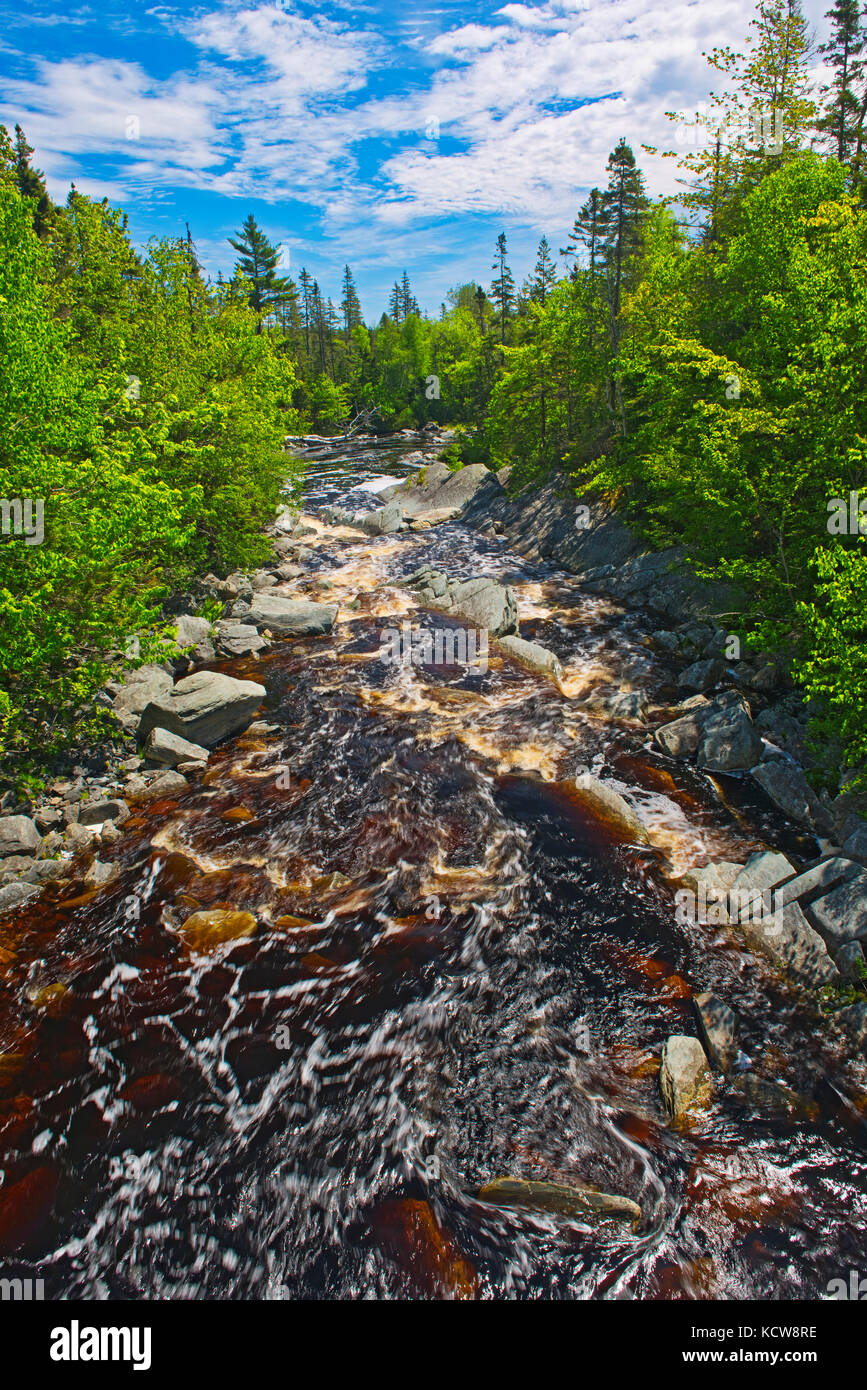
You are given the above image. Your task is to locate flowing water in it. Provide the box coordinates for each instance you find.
[2,435,867,1301]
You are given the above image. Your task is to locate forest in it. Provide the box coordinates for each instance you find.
[1,0,866,792]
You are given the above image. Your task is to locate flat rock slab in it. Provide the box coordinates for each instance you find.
[477,1176,640,1224]
[752,760,833,834]
[739,900,838,985]
[143,727,210,768]
[809,871,867,948]
[138,671,265,748]
[497,634,563,680]
[233,594,337,637]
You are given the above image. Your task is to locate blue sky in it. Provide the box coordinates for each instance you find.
[0,0,832,318]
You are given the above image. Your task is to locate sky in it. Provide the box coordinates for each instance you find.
[0,0,834,318]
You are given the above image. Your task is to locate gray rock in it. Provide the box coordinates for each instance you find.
[176,761,207,775]
[772,855,860,911]
[660,1036,710,1119]
[605,690,646,721]
[124,770,189,801]
[655,708,706,758]
[446,578,518,638]
[0,880,41,912]
[143,727,210,768]
[751,760,834,834]
[834,940,865,980]
[809,871,867,948]
[498,635,563,680]
[837,999,867,1048]
[739,900,838,985]
[696,704,763,772]
[358,501,404,535]
[64,822,100,849]
[78,799,130,827]
[694,992,738,1072]
[24,860,67,884]
[84,859,120,889]
[233,594,337,637]
[0,855,35,877]
[174,614,215,663]
[34,806,63,832]
[678,658,725,693]
[215,622,268,658]
[138,670,266,748]
[111,664,174,729]
[842,823,867,864]
[0,816,41,858]
[729,1073,815,1118]
[251,570,278,590]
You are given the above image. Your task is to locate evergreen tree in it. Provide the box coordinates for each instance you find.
[529,235,557,305]
[228,214,289,330]
[388,281,403,323]
[340,264,363,340]
[11,125,53,238]
[298,268,314,358]
[400,270,419,319]
[490,232,516,344]
[816,0,866,164]
[600,140,648,324]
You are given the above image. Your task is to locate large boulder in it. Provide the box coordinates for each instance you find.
[385,463,491,523]
[358,502,404,535]
[678,658,725,693]
[111,664,174,731]
[215,622,268,658]
[809,871,867,949]
[0,815,41,858]
[739,900,838,985]
[233,594,337,637]
[696,703,763,772]
[138,671,266,748]
[751,760,834,834]
[78,798,130,827]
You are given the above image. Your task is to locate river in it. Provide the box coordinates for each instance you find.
[1,434,866,1300]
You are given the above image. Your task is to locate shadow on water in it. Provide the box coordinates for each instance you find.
[1,438,866,1299]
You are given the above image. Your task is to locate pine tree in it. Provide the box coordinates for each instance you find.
[490,232,516,345]
[600,140,648,322]
[388,281,403,323]
[400,270,419,319]
[311,279,327,370]
[228,215,289,330]
[529,235,557,305]
[561,188,606,342]
[340,264,363,340]
[12,125,53,238]
[816,0,867,164]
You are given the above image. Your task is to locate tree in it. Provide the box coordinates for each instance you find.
[490,232,516,345]
[228,214,289,330]
[816,0,867,165]
[298,268,314,358]
[10,125,54,237]
[529,236,557,304]
[340,264,363,340]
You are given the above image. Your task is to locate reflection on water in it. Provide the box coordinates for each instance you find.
[1,437,866,1300]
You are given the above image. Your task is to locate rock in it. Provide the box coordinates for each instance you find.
[386,462,491,523]
[215,622,268,658]
[678,658,725,693]
[772,855,860,911]
[64,822,100,849]
[694,992,738,1072]
[125,771,189,802]
[78,798,130,827]
[247,721,279,735]
[0,855,35,877]
[0,880,41,912]
[842,823,867,865]
[358,501,404,535]
[754,704,808,761]
[177,761,207,775]
[251,571,278,590]
[561,774,650,844]
[232,594,337,637]
[33,806,62,832]
[174,614,215,663]
[497,635,563,680]
[655,708,706,758]
[445,578,518,638]
[174,909,258,953]
[751,760,833,834]
[605,690,646,721]
[809,871,867,949]
[834,940,865,981]
[729,1073,816,1120]
[143,727,210,768]
[274,563,303,581]
[111,664,174,729]
[696,704,763,772]
[83,859,120,889]
[138,671,266,748]
[660,1035,710,1119]
[731,851,795,902]
[680,861,744,898]
[837,999,867,1048]
[739,900,838,985]
[476,1176,640,1224]
[100,823,122,846]
[23,860,67,885]
[0,816,41,858]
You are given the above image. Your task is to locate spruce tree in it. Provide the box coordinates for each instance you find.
[388,281,403,323]
[529,235,557,304]
[600,139,648,322]
[12,125,54,238]
[490,232,516,345]
[228,214,289,330]
[298,269,314,357]
[340,264,363,340]
[816,0,866,164]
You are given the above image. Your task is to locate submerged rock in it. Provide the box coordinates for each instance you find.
[694,992,738,1072]
[497,634,563,680]
[477,1176,641,1224]
[560,773,650,844]
[175,909,258,953]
